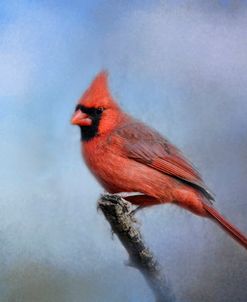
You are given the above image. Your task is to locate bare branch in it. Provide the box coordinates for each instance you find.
[98,194,176,302]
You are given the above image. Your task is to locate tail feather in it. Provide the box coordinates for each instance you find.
[203,202,247,250]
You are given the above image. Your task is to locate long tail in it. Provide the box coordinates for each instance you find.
[203,202,247,250]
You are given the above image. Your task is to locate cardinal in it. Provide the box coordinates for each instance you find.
[71,71,247,250]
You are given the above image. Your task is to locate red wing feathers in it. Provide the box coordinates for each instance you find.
[112,121,214,201]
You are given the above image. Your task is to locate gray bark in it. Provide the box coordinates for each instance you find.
[98,194,176,302]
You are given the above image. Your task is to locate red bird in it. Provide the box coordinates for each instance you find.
[71,71,247,250]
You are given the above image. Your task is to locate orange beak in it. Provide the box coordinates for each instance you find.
[71,110,92,126]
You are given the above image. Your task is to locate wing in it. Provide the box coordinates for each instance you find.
[111,121,214,201]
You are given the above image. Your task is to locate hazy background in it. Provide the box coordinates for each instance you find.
[1,1,247,301]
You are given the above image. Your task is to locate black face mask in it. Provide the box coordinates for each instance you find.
[74,105,104,141]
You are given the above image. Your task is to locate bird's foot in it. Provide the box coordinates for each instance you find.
[100,192,144,223]
[130,205,144,217]
[102,191,145,198]
[100,192,145,205]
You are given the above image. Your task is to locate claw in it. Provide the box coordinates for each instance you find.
[130,206,144,216]
[102,191,145,199]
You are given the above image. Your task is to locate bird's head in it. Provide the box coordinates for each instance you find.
[71,71,121,141]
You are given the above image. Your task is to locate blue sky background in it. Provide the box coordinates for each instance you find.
[1,1,247,301]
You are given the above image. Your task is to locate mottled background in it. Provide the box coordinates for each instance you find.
[0,1,247,301]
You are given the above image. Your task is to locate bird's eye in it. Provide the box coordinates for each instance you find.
[95,107,104,114]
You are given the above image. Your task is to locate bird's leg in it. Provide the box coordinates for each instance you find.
[130,205,144,217]
[101,191,145,206]
[101,191,145,222]
[102,191,145,199]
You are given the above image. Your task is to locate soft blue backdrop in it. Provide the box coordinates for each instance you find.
[1,1,247,301]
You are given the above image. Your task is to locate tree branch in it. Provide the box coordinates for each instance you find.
[98,194,176,302]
